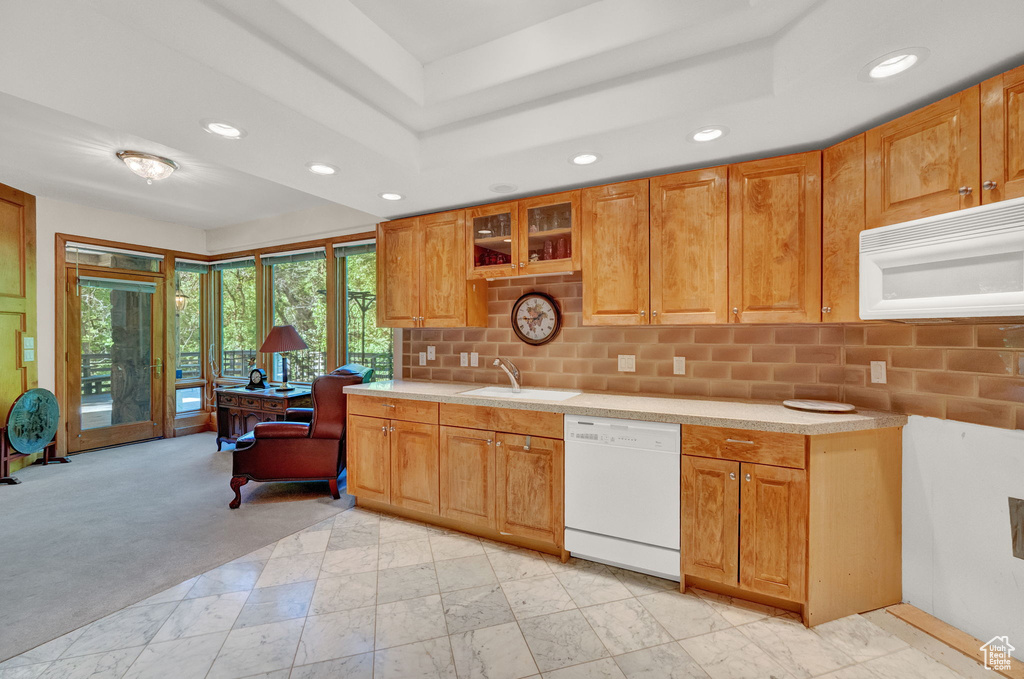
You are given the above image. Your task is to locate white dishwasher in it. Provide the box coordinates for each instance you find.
[564,415,681,580]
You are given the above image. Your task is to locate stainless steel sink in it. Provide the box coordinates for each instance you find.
[459,386,581,402]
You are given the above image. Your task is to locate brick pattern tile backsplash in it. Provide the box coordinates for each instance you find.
[402,273,1024,431]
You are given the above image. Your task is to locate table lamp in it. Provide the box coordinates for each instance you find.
[259,325,307,391]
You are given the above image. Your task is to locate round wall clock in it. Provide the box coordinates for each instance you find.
[511,292,562,346]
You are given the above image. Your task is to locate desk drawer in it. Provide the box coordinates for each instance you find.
[680,425,806,469]
[240,396,263,409]
[263,399,284,411]
[219,393,238,406]
[439,403,562,439]
[348,395,438,424]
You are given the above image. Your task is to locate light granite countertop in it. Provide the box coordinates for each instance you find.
[344,380,907,435]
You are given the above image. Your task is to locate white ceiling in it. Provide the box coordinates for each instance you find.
[0,0,1023,234]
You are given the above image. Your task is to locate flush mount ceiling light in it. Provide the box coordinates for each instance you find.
[689,126,728,143]
[306,162,338,176]
[570,152,601,166]
[860,47,929,81]
[379,192,403,201]
[490,183,518,194]
[116,151,179,185]
[201,119,246,139]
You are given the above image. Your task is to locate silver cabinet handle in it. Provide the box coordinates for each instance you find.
[640,310,645,317]
[486,439,493,445]
[381,426,388,436]
[958,186,973,196]
[822,306,832,313]
[726,438,755,445]
[729,472,736,480]
[390,426,396,432]
[652,311,658,317]
[511,263,517,269]
[520,262,526,268]
[495,441,501,447]
[983,180,998,190]
[524,435,531,451]
[381,403,396,408]
[732,307,739,315]
[745,473,752,482]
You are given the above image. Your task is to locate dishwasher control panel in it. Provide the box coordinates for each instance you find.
[564,416,680,453]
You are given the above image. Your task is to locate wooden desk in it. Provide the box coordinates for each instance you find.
[215,386,312,450]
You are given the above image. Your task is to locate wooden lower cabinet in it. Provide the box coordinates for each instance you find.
[440,426,496,529]
[739,463,807,602]
[347,415,390,502]
[681,457,739,585]
[390,421,440,515]
[496,434,563,546]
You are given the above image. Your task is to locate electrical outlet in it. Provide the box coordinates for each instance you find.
[673,357,686,375]
[870,361,887,384]
[419,351,427,366]
[460,352,468,367]
[618,354,636,372]
[470,352,479,367]
[427,345,436,360]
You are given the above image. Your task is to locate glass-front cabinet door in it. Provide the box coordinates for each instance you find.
[517,190,580,275]
[467,202,519,279]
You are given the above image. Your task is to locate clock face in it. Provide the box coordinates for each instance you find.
[511,293,561,346]
[249,368,266,387]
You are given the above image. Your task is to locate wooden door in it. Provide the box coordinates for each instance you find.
[377,217,421,328]
[822,134,866,322]
[390,420,440,515]
[439,426,496,529]
[981,64,1024,202]
[729,152,821,324]
[421,210,467,328]
[346,414,390,502]
[467,202,519,279]
[581,180,650,325]
[0,184,36,473]
[495,433,563,546]
[739,463,807,602]
[517,190,581,275]
[681,456,739,585]
[865,86,980,227]
[650,167,729,324]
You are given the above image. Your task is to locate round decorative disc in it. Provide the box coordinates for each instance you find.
[511,292,561,346]
[7,388,60,454]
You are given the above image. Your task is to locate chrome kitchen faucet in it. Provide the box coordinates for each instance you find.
[493,358,521,393]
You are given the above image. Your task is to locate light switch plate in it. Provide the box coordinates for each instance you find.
[618,354,636,372]
[673,357,686,375]
[427,345,436,360]
[23,349,34,363]
[460,352,468,367]
[419,351,427,366]
[470,352,479,367]
[870,361,887,384]
[22,336,34,350]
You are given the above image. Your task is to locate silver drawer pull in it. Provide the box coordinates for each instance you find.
[729,472,736,480]
[381,403,396,408]
[745,473,752,482]
[486,439,493,445]
[725,438,755,445]
[524,435,531,451]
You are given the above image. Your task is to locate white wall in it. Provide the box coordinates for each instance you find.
[903,415,1024,660]
[35,197,207,391]
[205,203,378,254]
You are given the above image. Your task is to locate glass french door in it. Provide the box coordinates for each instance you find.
[67,272,165,452]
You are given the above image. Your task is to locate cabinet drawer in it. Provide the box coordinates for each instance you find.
[439,403,562,439]
[218,393,238,406]
[240,396,262,409]
[262,399,284,411]
[680,425,806,469]
[348,395,438,424]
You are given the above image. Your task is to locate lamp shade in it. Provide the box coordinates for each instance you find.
[259,325,308,353]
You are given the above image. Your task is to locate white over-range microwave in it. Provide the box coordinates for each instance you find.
[860,196,1024,320]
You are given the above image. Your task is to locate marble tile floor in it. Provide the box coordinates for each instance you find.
[0,507,991,679]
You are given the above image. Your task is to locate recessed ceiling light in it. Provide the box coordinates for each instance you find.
[490,183,518,194]
[307,162,337,176]
[201,119,246,139]
[690,126,728,143]
[570,152,601,166]
[379,192,403,201]
[861,48,929,81]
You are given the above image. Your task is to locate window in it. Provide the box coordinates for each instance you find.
[174,260,207,415]
[266,250,327,383]
[337,243,392,380]
[216,259,258,378]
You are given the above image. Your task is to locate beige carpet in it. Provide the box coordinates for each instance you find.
[0,432,351,662]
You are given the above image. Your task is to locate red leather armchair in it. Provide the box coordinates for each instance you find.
[229,364,370,508]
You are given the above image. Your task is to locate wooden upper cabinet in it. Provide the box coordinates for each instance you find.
[981,64,1024,202]
[347,414,390,503]
[467,202,519,279]
[517,190,580,276]
[495,433,563,546]
[865,86,981,227]
[822,135,866,323]
[389,420,440,516]
[739,463,808,602]
[650,167,729,324]
[377,217,421,328]
[681,456,739,585]
[420,210,467,328]
[729,152,822,324]
[581,180,650,325]
[439,426,496,530]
